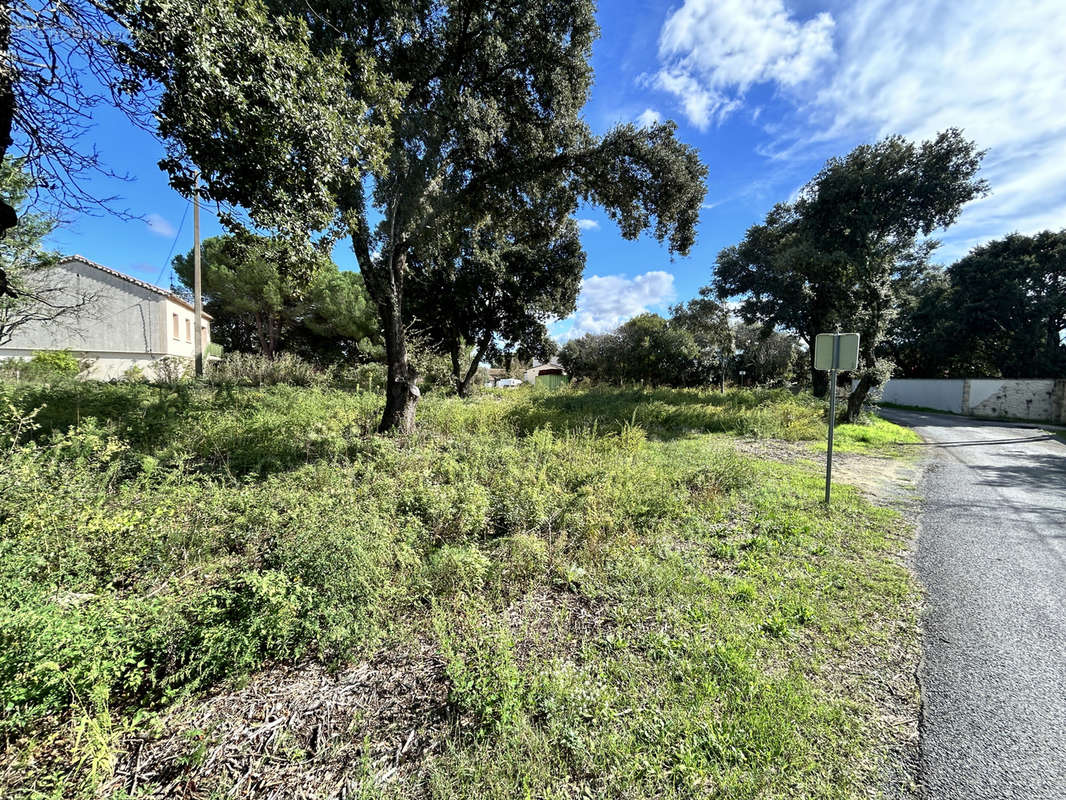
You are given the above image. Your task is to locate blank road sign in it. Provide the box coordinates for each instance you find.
[814,333,860,371]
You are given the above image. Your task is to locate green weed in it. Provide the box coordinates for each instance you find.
[0,382,919,798]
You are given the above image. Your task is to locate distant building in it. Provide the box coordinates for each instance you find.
[0,255,212,379]
[523,360,568,389]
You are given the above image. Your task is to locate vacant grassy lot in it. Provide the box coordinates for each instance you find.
[0,383,920,798]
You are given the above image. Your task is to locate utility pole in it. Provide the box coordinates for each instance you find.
[193,172,203,378]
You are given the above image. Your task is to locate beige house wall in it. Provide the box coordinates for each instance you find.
[161,298,211,358]
[0,257,212,380]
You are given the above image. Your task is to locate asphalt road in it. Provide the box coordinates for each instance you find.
[879,409,1066,799]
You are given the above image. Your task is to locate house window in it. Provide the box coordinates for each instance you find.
[172,313,179,338]
[185,318,191,342]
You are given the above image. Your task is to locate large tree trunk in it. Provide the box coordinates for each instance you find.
[844,338,881,421]
[374,250,419,433]
[350,211,419,433]
[845,372,875,422]
[380,301,419,433]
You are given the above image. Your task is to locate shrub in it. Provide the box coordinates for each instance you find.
[494,534,549,590]
[30,350,80,375]
[332,361,387,392]
[435,611,524,733]
[428,545,492,596]
[152,356,192,385]
[205,352,326,387]
[0,350,85,384]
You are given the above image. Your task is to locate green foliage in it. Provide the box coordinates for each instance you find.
[0,382,919,797]
[733,323,803,386]
[406,215,583,397]
[944,231,1064,377]
[151,355,192,385]
[714,130,986,416]
[30,350,80,375]
[172,233,380,363]
[436,611,524,734]
[116,0,399,240]
[560,312,724,387]
[0,350,85,384]
[429,546,492,596]
[205,352,326,388]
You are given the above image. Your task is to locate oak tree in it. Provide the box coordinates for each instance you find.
[133,0,707,432]
[714,130,985,419]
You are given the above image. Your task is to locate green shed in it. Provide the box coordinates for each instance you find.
[535,371,568,390]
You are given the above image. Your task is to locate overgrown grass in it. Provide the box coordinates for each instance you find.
[0,383,919,798]
[832,415,923,454]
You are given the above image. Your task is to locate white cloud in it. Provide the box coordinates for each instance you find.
[652,0,834,128]
[801,0,1066,254]
[146,213,176,238]
[576,218,600,230]
[558,270,675,340]
[636,108,662,128]
[652,0,1066,254]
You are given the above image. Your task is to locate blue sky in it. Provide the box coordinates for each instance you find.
[46,0,1066,342]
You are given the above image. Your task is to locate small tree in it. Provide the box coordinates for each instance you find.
[714,130,986,420]
[559,314,703,387]
[406,214,583,397]
[670,292,733,389]
[733,323,801,386]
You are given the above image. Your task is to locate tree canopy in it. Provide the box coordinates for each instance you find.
[173,234,380,362]
[713,129,986,419]
[888,231,1066,378]
[405,213,583,397]
[560,313,709,387]
[133,0,708,432]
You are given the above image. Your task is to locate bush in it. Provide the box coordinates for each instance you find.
[331,361,387,392]
[152,355,192,385]
[428,545,492,596]
[30,350,81,375]
[205,352,326,387]
[0,350,85,384]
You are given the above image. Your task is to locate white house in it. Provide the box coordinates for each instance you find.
[0,255,212,380]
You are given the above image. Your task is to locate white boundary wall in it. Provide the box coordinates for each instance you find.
[873,378,1066,423]
[879,379,966,414]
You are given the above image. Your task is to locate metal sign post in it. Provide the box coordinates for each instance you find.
[824,336,840,504]
[814,332,860,505]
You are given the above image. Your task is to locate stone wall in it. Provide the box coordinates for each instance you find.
[965,379,1058,422]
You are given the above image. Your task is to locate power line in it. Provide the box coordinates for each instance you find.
[154,199,191,288]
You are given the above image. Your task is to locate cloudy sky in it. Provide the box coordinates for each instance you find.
[48,0,1066,341]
